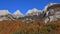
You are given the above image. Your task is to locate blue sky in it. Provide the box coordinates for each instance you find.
[0,0,60,14]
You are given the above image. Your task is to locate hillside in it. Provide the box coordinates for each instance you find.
[0,3,60,34]
[0,20,60,34]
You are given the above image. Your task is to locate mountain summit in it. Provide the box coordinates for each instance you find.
[13,10,24,16]
[26,8,38,14]
[12,10,24,19]
[26,8,42,16]
[0,10,10,16]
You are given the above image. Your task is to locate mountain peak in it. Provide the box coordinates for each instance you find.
[12,10,24,18]
[0,10,10,16]
[13,10,24,16]
[26,8,38,15]
[25,8,42,16]
[32,8,38,11]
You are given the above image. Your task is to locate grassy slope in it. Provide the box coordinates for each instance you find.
[0,20,60,34]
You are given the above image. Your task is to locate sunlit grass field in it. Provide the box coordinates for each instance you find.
[0,20,60,34]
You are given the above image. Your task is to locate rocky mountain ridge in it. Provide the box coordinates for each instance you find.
[0,3,60,23]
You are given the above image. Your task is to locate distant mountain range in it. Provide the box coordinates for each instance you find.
[0,3,60,23]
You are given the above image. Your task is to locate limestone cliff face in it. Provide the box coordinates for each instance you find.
[44,3,60,23]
